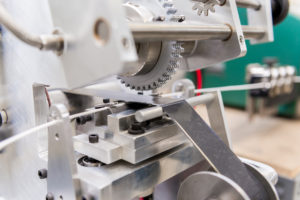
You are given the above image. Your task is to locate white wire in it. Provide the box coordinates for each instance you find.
[69,107,107,120]
[0,120,61,151]
[194,82,270,93]
[0,77,298,150]
[0,107,108,151]
[162,82,270,98]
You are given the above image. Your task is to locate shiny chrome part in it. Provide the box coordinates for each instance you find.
[177,171,250,200]
[135,107,163,123]
[130,23,266,41]
[130,23,232,41]
[134,92,216,122]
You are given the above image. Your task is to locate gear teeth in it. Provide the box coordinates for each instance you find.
[192,0,222,16]
[119,1,182,91]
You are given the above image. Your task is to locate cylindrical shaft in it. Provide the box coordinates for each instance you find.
[135,93,215,122]
[130,23,265,42]
[236,0,261,10]
[242,26,265,39]
[130,23,231,42]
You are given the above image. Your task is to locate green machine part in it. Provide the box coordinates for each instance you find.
[201,10,300,117]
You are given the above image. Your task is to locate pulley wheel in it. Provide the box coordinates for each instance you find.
[177,171,250,200]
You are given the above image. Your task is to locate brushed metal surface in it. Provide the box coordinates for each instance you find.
[0,0,66,199]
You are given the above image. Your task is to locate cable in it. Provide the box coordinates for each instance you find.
[162,82,270,98]
[194,82,270,93]
[0,120,61,151]
[70,107,107,120]
[196,70,202,96]
[0,107,108,151]
[0,3,63,51]
[0,77,298,150]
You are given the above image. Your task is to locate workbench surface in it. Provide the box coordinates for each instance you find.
[225,108,300,179]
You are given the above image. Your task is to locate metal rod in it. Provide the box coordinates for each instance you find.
[236,0,261,10]
[130,23,265,42]
[130,23,232,41]
[0,4,63,51]
[242,25,265,39]
[135,93,215,122]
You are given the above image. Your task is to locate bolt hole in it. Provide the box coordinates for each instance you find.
[122,37,130,49]
[94,18,110,45]
[55,133,60,141]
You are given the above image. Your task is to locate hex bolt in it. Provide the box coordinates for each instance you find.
[88,134,99,143]
[46,193,54,200]
[38,169,48,179]
[128,122,145,135]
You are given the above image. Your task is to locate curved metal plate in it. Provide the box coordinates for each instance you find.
[177,171,250,200]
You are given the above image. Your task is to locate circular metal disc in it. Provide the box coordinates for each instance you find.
[177,171,250,200]
[244,163,279,200]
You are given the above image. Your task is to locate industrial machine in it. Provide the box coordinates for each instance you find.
[202,10,300,118]
[0,0,293,199]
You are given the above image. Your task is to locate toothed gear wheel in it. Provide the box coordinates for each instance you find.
[192,0,225,16]
[120,42,183,91]
[119,0,183,91]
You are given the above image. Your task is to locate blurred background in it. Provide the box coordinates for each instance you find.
[188,1,300,199]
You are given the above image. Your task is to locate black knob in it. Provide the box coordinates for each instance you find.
[272,0,289,25]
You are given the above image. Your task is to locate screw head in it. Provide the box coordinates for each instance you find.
[38,169,48,179]
[103,98,110,103]
[88,134,99,143]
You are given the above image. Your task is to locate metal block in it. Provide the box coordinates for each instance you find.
[47,104,80,200]
[74,134,122,164]
[247,0,274,44]
[77,144,204,200]
[112,122,179,149]
[122,133,187,164]
[48,0,138,88]
[107,110,135,134]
